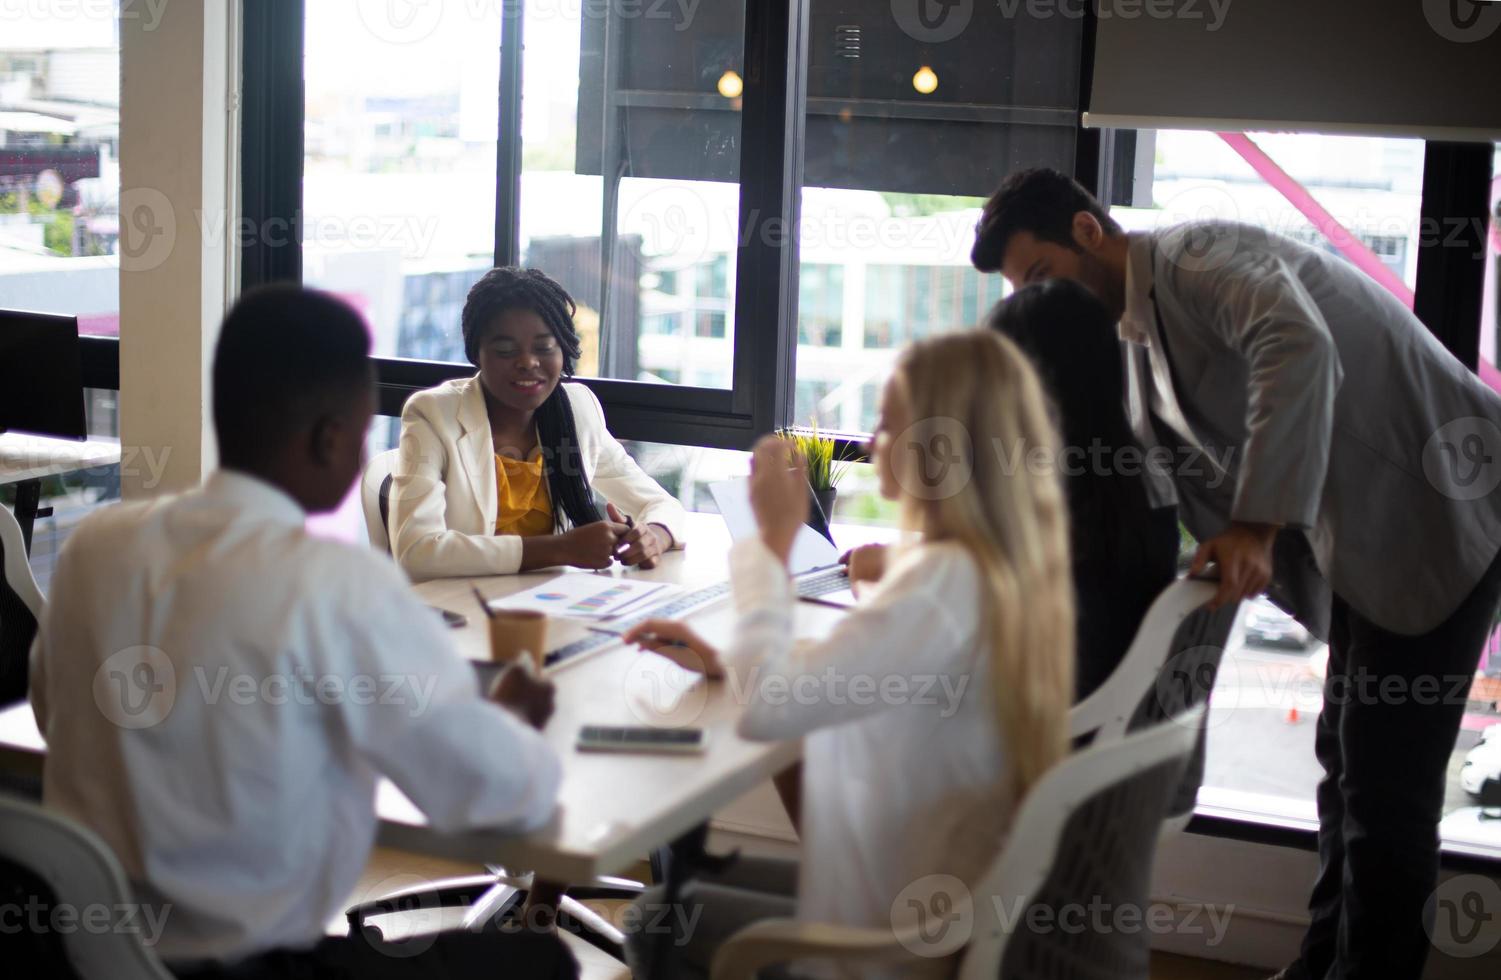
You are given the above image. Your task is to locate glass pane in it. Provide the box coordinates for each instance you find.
[1111,130,1426,292]
[1,9,123,587]
[791,3,1080,433]
[518,0,745,387]
[302,3,502,361]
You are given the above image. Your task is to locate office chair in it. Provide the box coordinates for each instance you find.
[0,503,43,707]
[1069,576,1242,831]
[0,794,175,979]
[710,705,1206,980]
[360,449,400,554]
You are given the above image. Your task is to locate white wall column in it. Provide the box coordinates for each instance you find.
[118,0,238,497]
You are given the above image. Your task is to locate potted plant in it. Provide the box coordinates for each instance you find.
[777,424,854,522]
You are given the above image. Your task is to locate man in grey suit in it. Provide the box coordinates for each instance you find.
[972,168,1501,980]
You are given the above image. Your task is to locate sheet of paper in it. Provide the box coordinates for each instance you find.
[488,574,683,621]
[707,477,840,573]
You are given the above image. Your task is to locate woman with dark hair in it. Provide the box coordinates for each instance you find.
[391,267,686,579]
[989,278,1180,700]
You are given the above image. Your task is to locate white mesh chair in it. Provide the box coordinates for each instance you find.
[1069,577,1240,831]
[710,706,1206,980]
[0,794,174,979]
[360,449,400,553]
[0,503,44,706]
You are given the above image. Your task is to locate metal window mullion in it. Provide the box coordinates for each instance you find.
[731,0,807,432]
[494,0,525,268]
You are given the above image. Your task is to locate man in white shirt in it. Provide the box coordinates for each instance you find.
[29,286,575,978]
[972,169,1501,980]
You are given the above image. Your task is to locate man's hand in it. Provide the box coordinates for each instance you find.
[1191,521,1279,609]
[489,663,556,730]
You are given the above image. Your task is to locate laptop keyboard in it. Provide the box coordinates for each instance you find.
[797,567,852,598]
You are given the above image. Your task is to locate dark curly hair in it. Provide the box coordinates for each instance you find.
[461,267,602,530]
[461,267,584,373]
[972,168,1122,273]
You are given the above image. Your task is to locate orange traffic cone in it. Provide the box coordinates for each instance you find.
[1285,706,1300,724]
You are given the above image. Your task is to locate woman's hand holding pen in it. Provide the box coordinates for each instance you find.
[622,619,725,679]
[607,502,672,569]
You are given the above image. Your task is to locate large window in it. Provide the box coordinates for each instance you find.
[302,3,503,362]
[0,4,123,588]
[789,3,1081,439]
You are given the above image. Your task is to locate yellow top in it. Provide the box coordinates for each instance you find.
[494,453,554,537]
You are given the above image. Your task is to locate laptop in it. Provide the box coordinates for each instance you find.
[707,477,858,608]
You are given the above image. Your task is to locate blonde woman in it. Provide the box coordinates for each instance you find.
[623,330,1075,978]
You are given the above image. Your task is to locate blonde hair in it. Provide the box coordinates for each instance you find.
[888,330,1075,801]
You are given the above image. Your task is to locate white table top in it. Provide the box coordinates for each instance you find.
[0,433,121,484]
[0,510,897,882]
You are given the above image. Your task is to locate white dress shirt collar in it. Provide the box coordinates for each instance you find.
[204,469,306,527]
[1120,232,1159,348]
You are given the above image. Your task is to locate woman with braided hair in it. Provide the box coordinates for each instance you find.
[390,267,687,579]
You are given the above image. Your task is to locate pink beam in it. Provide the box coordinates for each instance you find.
[1216,132,1416,309]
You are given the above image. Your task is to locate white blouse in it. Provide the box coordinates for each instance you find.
[728,536,1014,978]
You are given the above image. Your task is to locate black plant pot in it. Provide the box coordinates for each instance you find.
[811,487,837,524]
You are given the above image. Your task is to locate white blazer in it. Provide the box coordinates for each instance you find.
[391,376,688,581]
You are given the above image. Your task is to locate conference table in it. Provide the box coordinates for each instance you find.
[0,509,894,886]
[0,432,121,554]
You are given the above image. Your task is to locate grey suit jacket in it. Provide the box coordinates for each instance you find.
[1122,223,1501,637]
